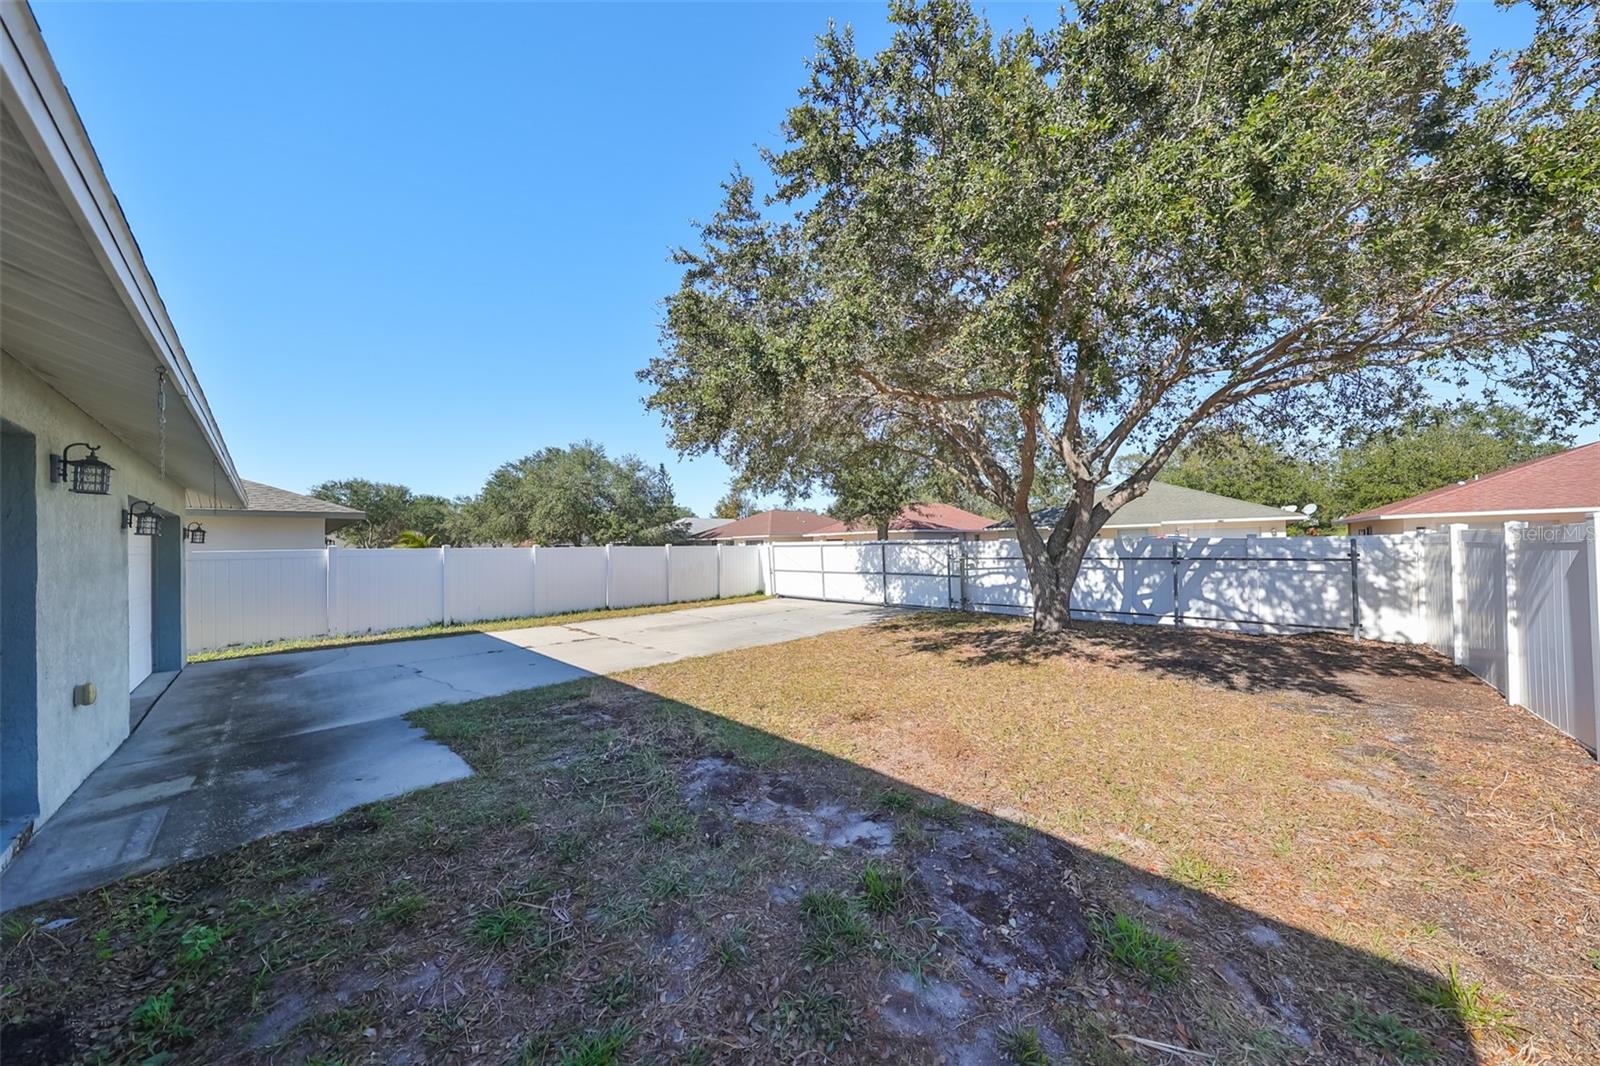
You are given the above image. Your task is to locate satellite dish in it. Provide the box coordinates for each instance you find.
[1301,503,1319,516]
[1280,505,1298,513]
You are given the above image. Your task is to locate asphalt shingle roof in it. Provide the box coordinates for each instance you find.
[694,509,833,540]
[807,503,996,535]
[1342,441,1600,522]
[987,481,1291,530]
[189,479,366,519]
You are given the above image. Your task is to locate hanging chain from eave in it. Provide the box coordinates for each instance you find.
[156,368,168,479]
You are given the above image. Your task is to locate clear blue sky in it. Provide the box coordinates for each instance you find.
[33,2,1554,516]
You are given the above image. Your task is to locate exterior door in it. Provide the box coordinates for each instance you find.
[128,531,153,690]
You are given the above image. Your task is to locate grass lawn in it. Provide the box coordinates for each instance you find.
[185,593,772,663]
[5,613,1596,1064]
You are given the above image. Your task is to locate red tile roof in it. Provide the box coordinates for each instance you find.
[1342,441,1600,522]
[807,503,996,535]
[694,509,834,540]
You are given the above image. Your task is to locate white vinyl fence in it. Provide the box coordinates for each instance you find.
[771,521,1600,755]
[772,534,1426,639]
[186,544,765,654]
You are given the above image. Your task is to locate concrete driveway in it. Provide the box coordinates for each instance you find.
[1,598,894,910]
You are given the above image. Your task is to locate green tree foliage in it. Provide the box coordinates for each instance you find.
[642,0,1599,630]
[713,485,755,519]
[1330,403,1568,519]
[826,449,931,540]
[1156,430,1330,515]
[310,479,457,548]
[456,440,685,546]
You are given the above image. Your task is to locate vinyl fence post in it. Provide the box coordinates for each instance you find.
[664,544,672,605]
[324,546,337,637]
[1503,521,1526,709]
[715,542,723,600]
[604,543,613,610]
[439,546,449,625]
[1585,512,1600,756]
[1170,541,1183,626]
[529,546,539,617]
[958,538,970,611]
[1449,524,1469,666]
[1348,537,1362,639]
[881,539,889,606]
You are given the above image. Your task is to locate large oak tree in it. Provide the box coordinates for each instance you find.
[642,0,1599,630]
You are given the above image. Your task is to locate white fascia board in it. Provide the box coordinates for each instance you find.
[0,2,244,504]
[1342,506,1600,523]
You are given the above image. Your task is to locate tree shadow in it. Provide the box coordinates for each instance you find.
[0,668,1496,1064]
[880,609,1472,702]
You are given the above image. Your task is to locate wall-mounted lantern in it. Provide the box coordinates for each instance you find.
[50,443,113,495]
[181,522,207,544]
[122,500,162,536]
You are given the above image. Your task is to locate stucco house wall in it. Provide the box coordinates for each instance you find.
[2,352,189,822]
[190,513,327,550]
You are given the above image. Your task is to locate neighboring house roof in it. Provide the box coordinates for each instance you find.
[988,482,1292,531]
[0,4,244,505]
[674,516,735,537]
[806,503,996,536]
[188,480,366,529]
[1342,441,1600,523]
[695,509,834,541]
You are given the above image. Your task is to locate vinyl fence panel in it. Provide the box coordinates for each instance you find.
[186,549,329,651]
[719,544,763,598]
[1421,532,1455,655]
[667,545,719,603]
[963,539,1031,615]
[534,547,609,616]
[444,547,534,623]
[1459,530,1509,691]
[607,546,669,609]
[885,541,957,608]
[771,542,827,600]
[1356,535,1429,645]
[1070,539,1175,625]
[188,543,769,653]
[820,542,888,605]
[332,548,444,634]
[1513,521,1598,751]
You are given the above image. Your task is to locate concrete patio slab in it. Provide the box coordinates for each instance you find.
[1,598,894,910]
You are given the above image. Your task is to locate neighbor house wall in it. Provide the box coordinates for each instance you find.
[0,352,190,822]
[1355,513,1593,535]
[188,513,326,550]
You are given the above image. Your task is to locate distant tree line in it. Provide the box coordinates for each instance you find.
[1139,403,1569,531]
[311,440,689,548]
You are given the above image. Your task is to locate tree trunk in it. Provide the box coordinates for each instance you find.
[876,517,890,541]
[1025,541,1090,633]
[1012,498,1099,634]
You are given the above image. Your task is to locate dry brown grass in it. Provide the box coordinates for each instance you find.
[3,613,1595,1064]
[617,614,1600,1063]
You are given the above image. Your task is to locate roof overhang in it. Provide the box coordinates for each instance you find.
[1340,506,1600,524]
[0,3,243,505]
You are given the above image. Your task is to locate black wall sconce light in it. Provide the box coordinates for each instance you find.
[50,443,114,495]
[122,500,162,536]
[181,522,207,544]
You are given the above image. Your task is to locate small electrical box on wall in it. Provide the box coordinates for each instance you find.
[73,682,97,707]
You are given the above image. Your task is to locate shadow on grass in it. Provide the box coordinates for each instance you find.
[0,675,1489,1065]
[880,609,1469,702]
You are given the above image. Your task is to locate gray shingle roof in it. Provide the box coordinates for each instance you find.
[987,481,1291,530]
[188,479,365,519]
